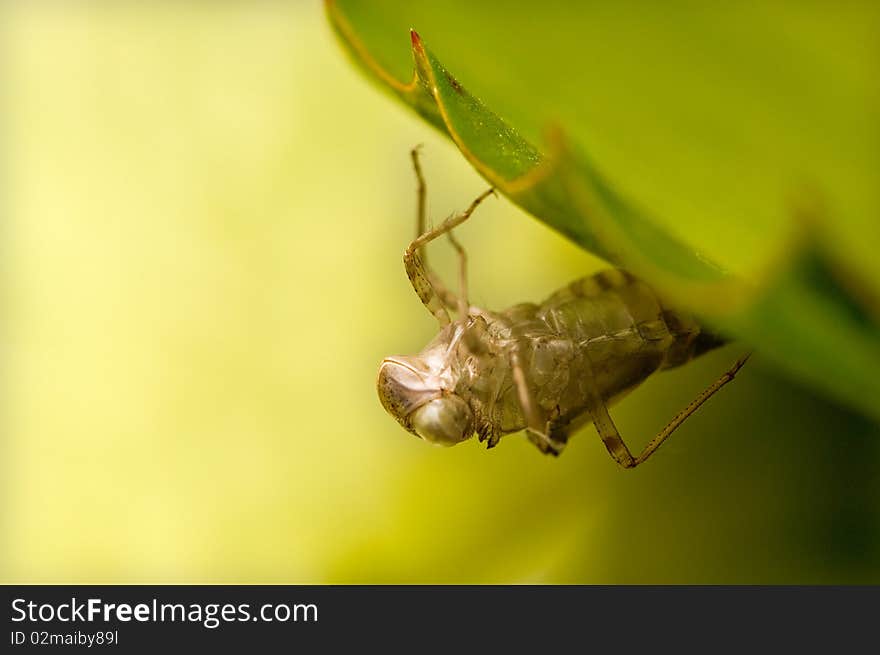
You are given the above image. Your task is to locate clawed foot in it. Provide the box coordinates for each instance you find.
[525,428,565,457]
[483,428,566,455]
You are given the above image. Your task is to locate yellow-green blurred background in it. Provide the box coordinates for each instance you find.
[4,2,879,583]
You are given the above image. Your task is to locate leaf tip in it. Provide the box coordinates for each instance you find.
[410,29,424,52]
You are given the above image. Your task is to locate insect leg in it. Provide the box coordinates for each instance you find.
[509,343,566,455]
[588,396,636,468]
[630,354,750,467]
[409,146,459,309]
[590,355,750,469]
[407,185,495,255]
[445,229,469,323]
[412,145,427,239]
[403,165,495,325]
[446,233,495,355]
[578,353,636,467]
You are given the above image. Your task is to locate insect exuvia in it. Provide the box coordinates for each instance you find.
[377,147,748,468]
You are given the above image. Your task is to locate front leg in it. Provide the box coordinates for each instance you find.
[404,147,495,326]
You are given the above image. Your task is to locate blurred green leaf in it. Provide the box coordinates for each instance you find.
[326,0,880,421]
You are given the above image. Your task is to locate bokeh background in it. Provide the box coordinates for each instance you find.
[4,2,879,583]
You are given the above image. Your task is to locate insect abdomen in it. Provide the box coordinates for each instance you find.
[535,269,722,402]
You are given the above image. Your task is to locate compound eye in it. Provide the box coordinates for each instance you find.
[410,396,473,446]
[377,359,429,420]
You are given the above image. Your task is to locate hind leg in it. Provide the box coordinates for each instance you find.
[591,355,750,469]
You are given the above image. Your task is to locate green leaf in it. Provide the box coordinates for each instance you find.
[326,0,880,421]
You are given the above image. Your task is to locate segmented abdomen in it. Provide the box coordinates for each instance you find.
[510,269,723,413]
